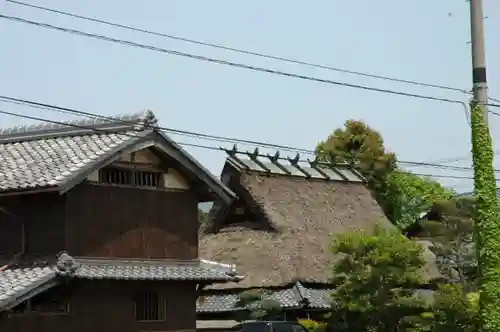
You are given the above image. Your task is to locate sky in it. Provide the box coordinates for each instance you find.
[1,0,499,193]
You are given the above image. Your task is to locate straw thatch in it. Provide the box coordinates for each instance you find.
[200,171,391,289]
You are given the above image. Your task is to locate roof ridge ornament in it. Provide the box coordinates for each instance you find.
[55,251,79,276]
[132,109,158,131]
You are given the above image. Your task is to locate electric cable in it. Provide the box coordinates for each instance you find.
[0,95,498,176]
[4,13,500,110]
[4,0,477,95]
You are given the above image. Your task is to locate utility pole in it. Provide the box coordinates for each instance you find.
[470,0,489,122]
[469,2,500,332]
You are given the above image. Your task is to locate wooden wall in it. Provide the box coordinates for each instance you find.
[0,280,197,332]
[65,183,199,259]
[0,192,65,261]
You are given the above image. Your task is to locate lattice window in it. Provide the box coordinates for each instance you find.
[134,170,162,187]
[134,291,167,321]
[99,167,163,188]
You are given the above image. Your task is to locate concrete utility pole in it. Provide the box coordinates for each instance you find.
[470,0,489,122]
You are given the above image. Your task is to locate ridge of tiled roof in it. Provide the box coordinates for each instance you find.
[0,110,158,143]
[0,110,236,203]
[0,252,243,312]
[197,282,333,313]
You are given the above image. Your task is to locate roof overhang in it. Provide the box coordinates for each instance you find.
[0,254,244,312]
[0,129,237,204]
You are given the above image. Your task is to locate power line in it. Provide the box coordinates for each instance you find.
[0,95,498,174]
[395,172,480,180]
[3,0,476,95]
[0,107,492,181]
[2,13,494,109]
[0,95,313,154]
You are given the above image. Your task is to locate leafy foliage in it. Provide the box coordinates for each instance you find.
[234,289,283,321]
[383,172,454,229]
[316,120,451,227]
[420,197,476,286]
[411,285,478,332]
[198,209,209,224]
[328,225,427,331]
[297,319,327,332]
[470,104,500,332]
[315,119,397,195]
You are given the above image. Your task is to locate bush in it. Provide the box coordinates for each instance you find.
[297,319,327,332]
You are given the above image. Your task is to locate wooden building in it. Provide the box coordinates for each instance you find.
[0,111,241,332]
[197,148,392,320]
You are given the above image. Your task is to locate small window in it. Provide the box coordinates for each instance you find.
[134,170,162,187]
[134,291,167,321]
[99,167,163,188]
[100,167,132,185]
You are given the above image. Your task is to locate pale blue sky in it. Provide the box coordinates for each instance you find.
[1,0,499,193]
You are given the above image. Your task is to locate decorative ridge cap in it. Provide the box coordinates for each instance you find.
[0,109,158,142]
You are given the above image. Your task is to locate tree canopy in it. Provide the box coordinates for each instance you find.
[315,119,397,194]
[316,119,453,228]
[383,172,454,229]
[420,197,476,286]
[329,225,426,332]
[233,289,282,321]
[328,217,479,332]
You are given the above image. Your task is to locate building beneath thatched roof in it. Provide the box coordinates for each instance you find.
[197,148,392,318]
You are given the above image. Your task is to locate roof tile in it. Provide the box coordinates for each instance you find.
[0,266,57,308]
[0,111,155,192]
[74,259,238,281]
[0,132,136,191]
[0,254,241,311]
[197,283,332,313]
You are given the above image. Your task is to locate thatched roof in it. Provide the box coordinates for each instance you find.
[200,152,390,289]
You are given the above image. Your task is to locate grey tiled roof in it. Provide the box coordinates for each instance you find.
[0,266,57,310]
[0,131,138,191]
[74,258,239,281]
[0,111,155,192]
[0,253,241,312]
[197,282,332,313]
[0,110,236,204]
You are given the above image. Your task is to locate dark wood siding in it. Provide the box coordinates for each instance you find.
[0,280,197,332]
[0,193,65,261]
[65,183,198,259]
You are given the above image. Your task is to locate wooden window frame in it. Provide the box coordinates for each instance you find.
[99,166,164,188]
[133,290,167,322]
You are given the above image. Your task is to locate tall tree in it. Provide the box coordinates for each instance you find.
[316,120,452,227]
[234,289,282,321]
[329,225,426,332]
[420,197,476,287]
[316,120,397,195]
[411,198,478,332]
[383,172,454,229]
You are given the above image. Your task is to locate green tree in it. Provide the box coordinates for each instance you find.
[316,120,397,196]
[329,225,427,332]
[198,209,209,224]
[384,172,454,229]
[412,285,478,332]
[234,289,283,321]
[470,104,500,332]
[409,198,478,332]
[316,120,452,228]
[420,197,476,286]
